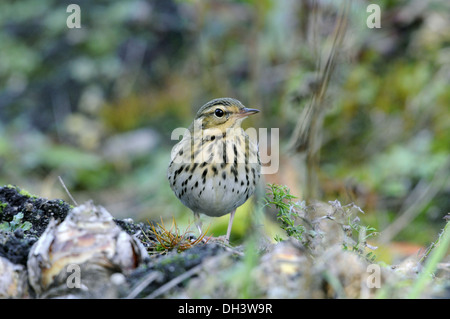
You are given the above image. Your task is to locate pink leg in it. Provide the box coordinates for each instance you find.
[194,212,202,236]
[226,209,236,242]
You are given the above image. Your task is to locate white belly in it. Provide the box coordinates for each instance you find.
[167,129,260,217]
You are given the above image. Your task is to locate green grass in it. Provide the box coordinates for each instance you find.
[408,220,450,298]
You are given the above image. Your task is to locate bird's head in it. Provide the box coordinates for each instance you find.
[192,97,259,132]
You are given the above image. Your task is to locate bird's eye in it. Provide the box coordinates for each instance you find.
[214,108,224,117]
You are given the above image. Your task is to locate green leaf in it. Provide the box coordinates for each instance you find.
[20,221,32,231]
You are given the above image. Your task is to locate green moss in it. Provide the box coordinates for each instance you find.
[158,253,184,266]
[0,202,7,213]
[18,188,37,198]
[5,184,38,199]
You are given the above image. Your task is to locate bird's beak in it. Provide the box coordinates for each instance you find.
[237,107,260,118]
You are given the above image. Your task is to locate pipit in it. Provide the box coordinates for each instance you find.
[168,98,261,242]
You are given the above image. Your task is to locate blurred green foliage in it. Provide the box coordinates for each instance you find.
[0,0,449,250]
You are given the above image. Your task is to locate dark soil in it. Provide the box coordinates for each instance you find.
[0,185,71,265]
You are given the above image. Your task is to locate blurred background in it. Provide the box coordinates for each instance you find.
[0,0,448,263]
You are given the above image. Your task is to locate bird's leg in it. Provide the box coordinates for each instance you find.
[225,209,236,243]
[194,212,203,236]
[194,212,211,243]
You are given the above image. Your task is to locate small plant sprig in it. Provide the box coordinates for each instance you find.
[142,217,211,254]
[264,183,305,242]
[327,200,378,262]
[343,216,378,262]
[264,184,378,261]
[0,212,32,232]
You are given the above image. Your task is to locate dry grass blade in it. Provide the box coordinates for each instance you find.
[58,175,78,206]
[125,271,161,299]
[379,159,450,244]
[145,263,204,299]
[287,0,351,199]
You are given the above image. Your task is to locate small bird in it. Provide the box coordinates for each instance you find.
[167,98,261,242]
